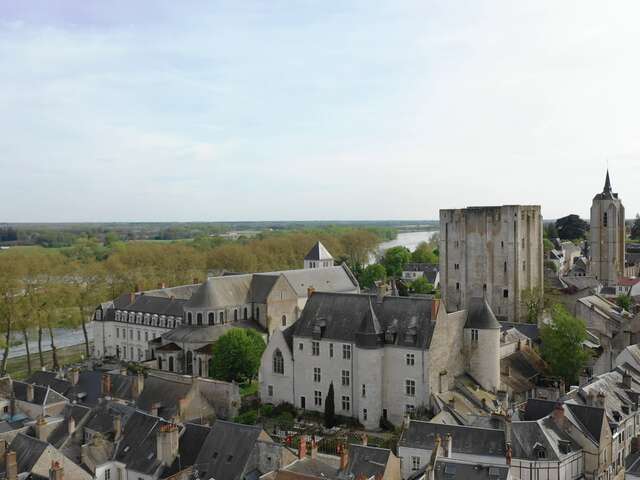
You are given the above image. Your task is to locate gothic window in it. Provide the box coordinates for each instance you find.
[273,349,284,374]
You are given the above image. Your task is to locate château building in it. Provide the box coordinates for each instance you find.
[439,205,544,321]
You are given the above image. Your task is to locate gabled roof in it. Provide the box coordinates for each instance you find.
[135,376,192,420]
[163,423,212,477]
[193,420,265,480]
[261,264,359,298]
[6,433,48,474]
[523,398,557,421]
[113,293,186,317]
[304,241,333,261]
[343,444,391,479]
[292,292,436,349]
[511,418,578,461]
[115,410,173,475]
[185,275,252,309]
[155,342,182,352]
[160,321,266,344]
[464,298,500,330]
[565,403,604,444]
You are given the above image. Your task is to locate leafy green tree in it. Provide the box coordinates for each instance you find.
[381,246,411,278]
[410,277,434,294]
[540,304,590,385]
[555,215,588,240]
[543,238,554,254]
[521,287,544,323]
[209,328,266,383]
[411,242,438,264]
[631,214,640,240]
[616,294,631,311]
[324,382,336,428]
[544,222,558,239]
[359,264,387,288]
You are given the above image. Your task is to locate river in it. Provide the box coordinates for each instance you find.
[370,230,439,263]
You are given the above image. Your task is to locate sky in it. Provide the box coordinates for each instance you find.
[1,1,639,222]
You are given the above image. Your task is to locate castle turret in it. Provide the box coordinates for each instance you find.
[464,297,501,392]
[304,241,334,269]
[590,170,625,285]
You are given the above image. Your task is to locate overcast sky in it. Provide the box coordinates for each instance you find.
[1,1,639,222]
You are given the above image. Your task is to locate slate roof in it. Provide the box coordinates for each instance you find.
[161,321,266,344]
[1,380,68,406]
[115,411,173,475]
[343,444,390,479]
[399,421,506,457]
[283,457,340,479]
[4,434,48,474]
[523,399,557,421]
[113,293,186,317]
[185,275,252,309]
[163,423,212,477]
[193,421,264,480]
[499,322,540,342]
[565,403,604,444]
[156,342,183,352]
[135,376,192,420]
[260,264,359,298]
[47,404,91,448]
[561,276,601,291]
[464,298,500,330]
[84,402,136,438]
[292,292,436,349]
[25,370,102,406]
[510,418,578,461]
[429,458,510,480]
[304,242,333,261]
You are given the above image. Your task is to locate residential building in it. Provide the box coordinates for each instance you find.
[590,171,625,286]
[401,263,440,289]
[439,205,543,321]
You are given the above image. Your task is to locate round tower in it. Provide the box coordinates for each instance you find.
[464,297,501,392]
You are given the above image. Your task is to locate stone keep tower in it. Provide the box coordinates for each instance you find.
[590,171,625,285]
[439,205,543,321]
[463,298,501,392]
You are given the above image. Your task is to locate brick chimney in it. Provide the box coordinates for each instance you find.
[177,398,188,419]
[444,433,452,458]
[310,435,318,459]
[156,423,180,466]
[101,374,112,397]
[129,292,136,304]
[68,415,76,436]
[49,461,64,480]
[307,287,315,298]
[67,368,80,386]
[26,383,34,403]
[505,442,512,466]
[361,433,367,446]
[338,443,349,471]
[35,415,47,441]
[298,435,307,460]
[132,373,144,399]
[552,402,566,429]
[5,450,17,480]
[431,299,440,319]
[150,402,161,417]
[113,415,122,442]
[376,283,386,304]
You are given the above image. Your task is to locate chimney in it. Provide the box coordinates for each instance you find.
[505,443,513,466]
[5,450,17,480]
[113,415,122,442]
[68,415,76,436]
[67,368,80,386]
[193,277,199,285]
[132,373,144,399]
[35,415,47,441]
[310,435,318,459]
[298,435,307,460]
[448,397,455,409]
[49,461,64,480]
[156,423,180,466]
[150,402,161,417]
[623,371,633,389]
[444,433,452,458]
[119,367,128,376]
[504,365,511,377]
[0,439,6,458]
[157,282,166,289]
[26,383,34,403]
[376,283,386,304]
[552,402,566,429]
[177,398,188,419]
[504,413,512,446]
[597,391,606,408]
[129,292,136,304]
[431,299,440,319]
[101,374,112,397]
[361,433,367,446]
[307,287,315,299]
[339,443,349,471]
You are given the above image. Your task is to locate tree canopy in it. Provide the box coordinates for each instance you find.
[359,264,387,289]
[540,304,590,385]
[555,215,588,240]
[381,246,411,278]
[411,241,438,264]
[209,328,266,383]
[631,214,640,240]
[410,277,434,294]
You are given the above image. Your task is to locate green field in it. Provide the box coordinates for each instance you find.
[4,343,88,380]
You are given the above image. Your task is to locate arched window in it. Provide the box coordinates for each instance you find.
[187,312,193,325]
[198,358,203,377]
[168,356,174,372]
[273,349,284,374]
[219,311,224,323]
[208,312,215,325]
[186,351,193,375]
[208,358,213,377]
[158,357,163,370]
[282,315,287,327]
[234,309,238,322]
[244,307,248,320]
[197,313,203,326]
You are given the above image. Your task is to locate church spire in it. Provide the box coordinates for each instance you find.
[603,169,612,194]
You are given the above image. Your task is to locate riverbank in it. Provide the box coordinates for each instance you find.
[4,343,89,380]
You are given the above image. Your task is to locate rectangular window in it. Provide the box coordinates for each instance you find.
[312,341,319,356]
[129,330,133,340]
[406,379,416,397]
[521,238,525,249]
[314,390,322,406]
[299,342,304,351]
[116,328,119,339]
[504,261,507,274]
[456,282,460,291]
[343,344,351,360]
[341,395,350,411]
[137,330,140,341]
[329,343,333,358]
[341,370,350,386]
[313,367,321,383]
[144,331,148,341]
[471,329,479,342]
[268,385,273,396]
[406,353,415,366]
[105,469,111,480]
[362,384,366,397]
[411,456,420,471]
[522,260,526,271]
[363,408,367,421]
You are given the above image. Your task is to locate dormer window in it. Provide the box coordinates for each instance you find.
[471,329,479,343]
[534,443,546,459]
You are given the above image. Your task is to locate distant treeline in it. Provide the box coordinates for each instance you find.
[0,221,435,248]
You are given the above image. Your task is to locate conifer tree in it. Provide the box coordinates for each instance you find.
[324,382,336,428]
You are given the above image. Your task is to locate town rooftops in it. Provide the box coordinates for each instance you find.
[464,298,500,330]
[160,320,266,344]
[185,275,253,309]
[617,277,640,287]
[342,443,391,479]
[304,241,334,261]
[292,292,437,349]
[112,293,186,317]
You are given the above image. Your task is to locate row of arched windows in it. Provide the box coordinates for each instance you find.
[186,307,250,326]
[115,310,181,329]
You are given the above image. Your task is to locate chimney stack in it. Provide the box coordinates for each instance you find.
[307,287,315,299]
[339,443,349,471]
[361,433,367,446]
[113,415,122,442]
[597,391,606,408]
[177,398,188,420]
[298,435,307,460]
[67,368,80,386]
[310,435,318,459]
[156,423,180,466]
[431,299,440,319]
[26,383,34,403]
[49,461,64,480]
[376,282,386,304]
[444,433,452,458]
[132,373,144,399]
[101,374,112,397]
[150,402,161,417]
[552,402,566,429]
[68,415,76,436]
[623,371,633,389]
[5,450,17,480]
[505,443,513,466]
[35,415,47,441]
[129,292,136,304]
